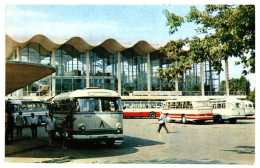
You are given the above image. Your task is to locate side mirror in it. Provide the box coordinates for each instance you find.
[123,106,126,110]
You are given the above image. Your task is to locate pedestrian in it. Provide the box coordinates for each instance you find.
[5,112,14,145]
[30,113,38,139]
[45,112,57,147]
[157,111,169,133]
[61,115,72,149]
[16,111,25,137]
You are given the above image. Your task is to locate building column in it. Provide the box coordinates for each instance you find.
[225,59,229,96]
[16,47,21,61]
[86,51,90,88]
[51,49,56,96]
[201,62,205,96]
[147,52,151,91]
[117,51,121,95]
[16,47,22,96]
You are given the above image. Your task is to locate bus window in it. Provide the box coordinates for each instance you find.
[183,102,187,109]
[222,103,226,108]
[176,102,182,109]
[170,102,175,109]
[101,98,120,112]
[77,98,99,112]
[133,102,140,108]
[235,103,240,108]
[156,102,162,108]
[141,102,148,109]
[187,101,192,109]
[149,102,156,108]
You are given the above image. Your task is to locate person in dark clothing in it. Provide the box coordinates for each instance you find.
[5,112,14,145]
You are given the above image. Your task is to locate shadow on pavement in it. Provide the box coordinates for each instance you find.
[6,135,164,161]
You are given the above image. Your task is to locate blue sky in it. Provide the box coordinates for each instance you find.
[5,4,255,90]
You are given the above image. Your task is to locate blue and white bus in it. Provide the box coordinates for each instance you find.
[5,99,49,125]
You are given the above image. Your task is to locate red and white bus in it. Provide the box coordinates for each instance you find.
[122,101,162,118]
[162,98,213,124]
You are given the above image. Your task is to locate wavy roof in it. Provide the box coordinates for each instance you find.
[6,34,162,60]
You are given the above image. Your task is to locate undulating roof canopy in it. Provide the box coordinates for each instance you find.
[6,34,162,60]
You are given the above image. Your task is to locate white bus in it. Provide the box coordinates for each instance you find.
[161,98,213,124]
[122,101,162,118]
[51,88,123,146]
[243,100,255,116]
[210,98,246,124]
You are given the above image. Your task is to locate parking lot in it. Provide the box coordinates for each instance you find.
[5,118,255,164]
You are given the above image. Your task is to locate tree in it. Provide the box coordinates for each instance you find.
[158,39,192,91]
[219,76,250,95]
[247,89,255,105]
[164,5,255,75]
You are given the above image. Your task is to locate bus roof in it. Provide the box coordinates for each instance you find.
[6,100,22,105]
[52,88,120,101]
[164,97,209,102]
[210,98,243,103]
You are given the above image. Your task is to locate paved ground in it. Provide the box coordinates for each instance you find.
[5,118,255,164]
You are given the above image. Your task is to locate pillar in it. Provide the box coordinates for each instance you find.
[86,51,90,88]
[51,49,56,96]
[225,59,229,96]
[201,62,205,96]
[147,52,151,91]
[117,52,121,95]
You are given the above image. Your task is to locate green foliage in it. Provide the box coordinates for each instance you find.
[165,5,255,75]
[158,39,192,91]
[247,89,255,105]
[219,76,250,95]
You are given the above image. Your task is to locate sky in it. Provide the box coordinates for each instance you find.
[4,2,256,90]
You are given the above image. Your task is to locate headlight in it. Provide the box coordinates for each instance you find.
[78,124,86,130]
[116,123,123,130]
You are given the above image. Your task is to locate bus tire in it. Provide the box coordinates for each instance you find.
[196,120,205,124]
[106,140,115,147]
[215,115,224,124]
[181,115,187,124]
[149,112,156,119]
[229,118,237,124]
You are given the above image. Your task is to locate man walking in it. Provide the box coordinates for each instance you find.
[157,111,169,133]
[30,113,38,138]
[45,113,56,146]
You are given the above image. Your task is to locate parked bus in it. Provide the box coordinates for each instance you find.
[210,98,246,124]
[243,100,255,116]
[161,98,213,124]
[122,101,162,118]
[51,88,123,146]
[5,99,49,125]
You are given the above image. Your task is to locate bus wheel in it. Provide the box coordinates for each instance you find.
[181,115,187,124]
[215,116,224,124]
[149,112,156,119]
[229,119,237,124]
[196,120,205,124]
[106,140,115,147]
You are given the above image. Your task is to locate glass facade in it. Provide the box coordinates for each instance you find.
[8,42,220,97]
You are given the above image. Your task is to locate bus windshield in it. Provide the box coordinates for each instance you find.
[76,97,122,112]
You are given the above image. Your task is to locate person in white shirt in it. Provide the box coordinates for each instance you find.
[30,113,38,139]
[16,111,24,137]
[157,111,169,133]
[45,113,57,146]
